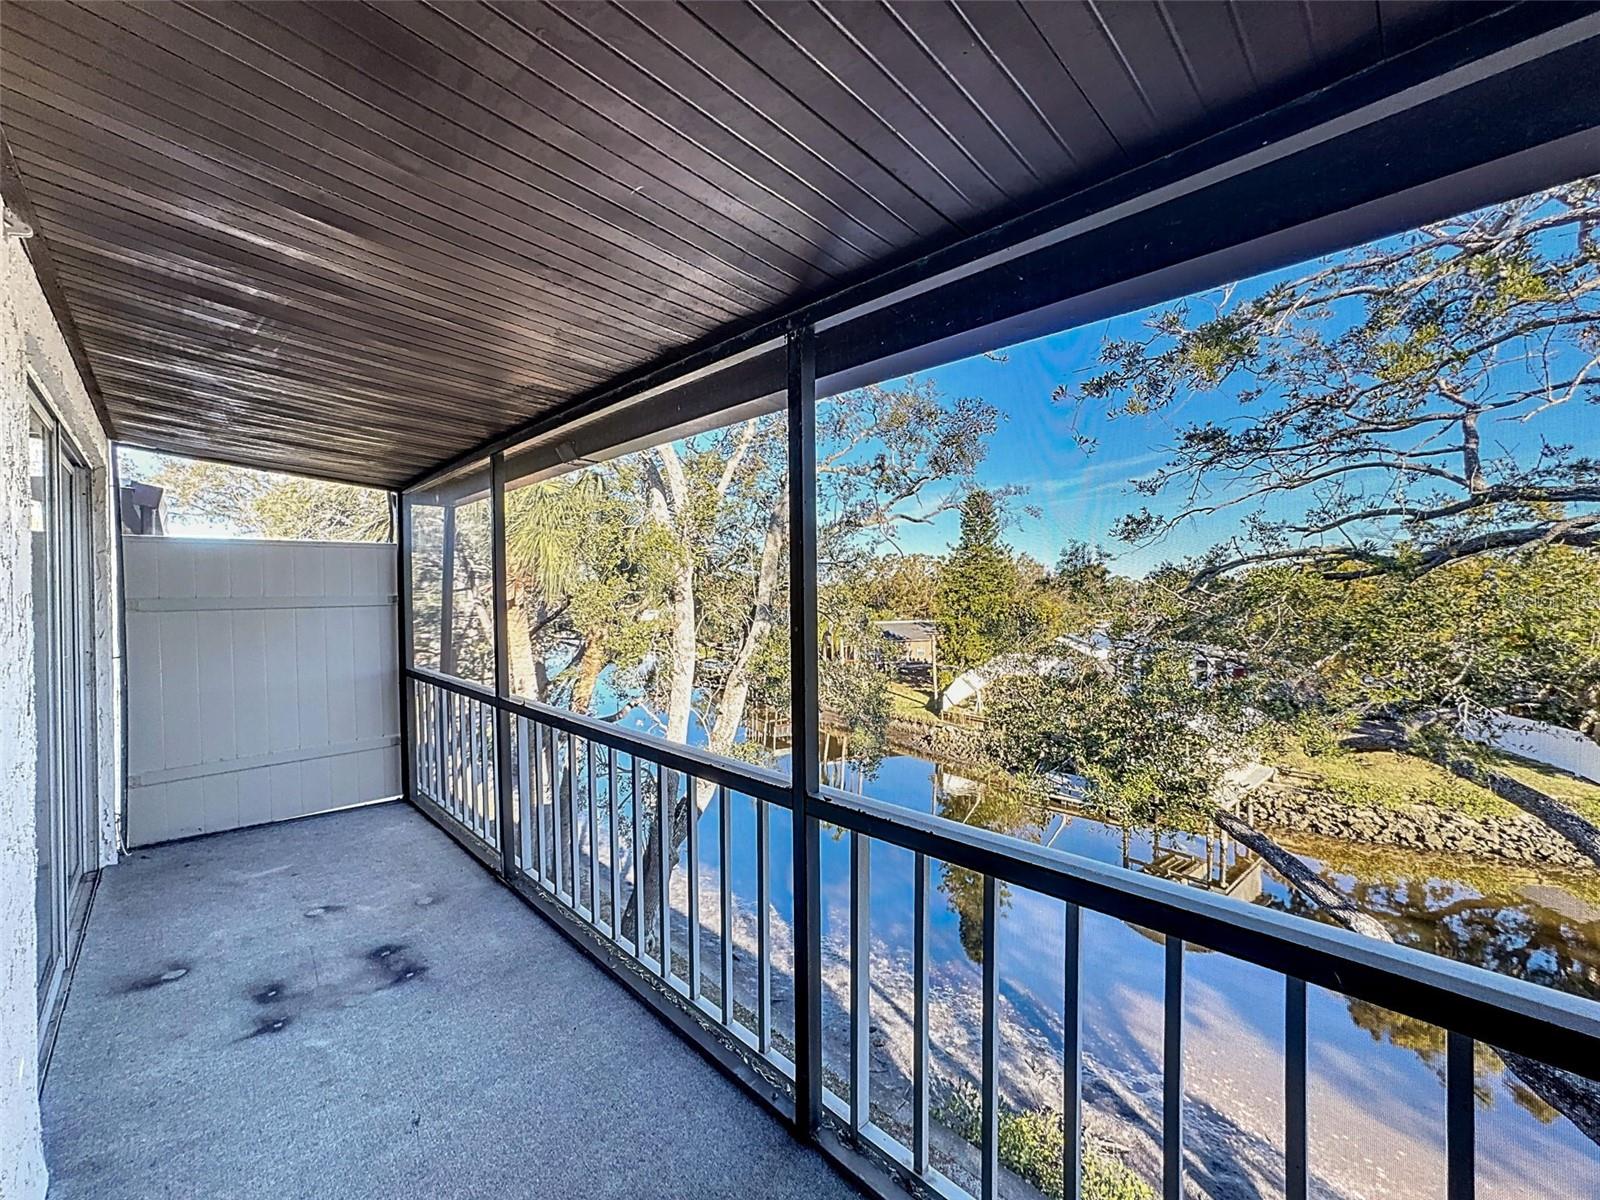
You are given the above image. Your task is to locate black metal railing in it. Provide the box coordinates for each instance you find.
[407,665,1600,1200]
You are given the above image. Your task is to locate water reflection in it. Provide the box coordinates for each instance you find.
[796,741,1600,1198]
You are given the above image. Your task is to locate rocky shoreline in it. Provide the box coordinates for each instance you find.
[883,715,989,767]
[1242,783,1597,871]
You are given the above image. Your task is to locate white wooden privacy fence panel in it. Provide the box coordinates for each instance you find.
[123,536,400,846]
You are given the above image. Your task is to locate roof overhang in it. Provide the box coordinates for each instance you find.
[4,1,1598,490]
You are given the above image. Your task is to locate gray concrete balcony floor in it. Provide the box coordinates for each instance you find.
[42,802,856,1200]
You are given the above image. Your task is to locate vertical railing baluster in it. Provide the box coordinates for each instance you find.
[757,798,771,1056]
[850,828,871,1131]
[565,732,579,907]
[1064,902,1082,1200]
[587,738,599,922]
[720,787,734,1026]
[658,762,671,983]
[609,747,621,940]
[517,716,532,876]
[436,688,444,802]
[425,686,436,800]
[981,873,999,1200]
[474,700,488,840]
[631,755,644,959]
[409,680,419,794]
[551,728,565,898]
[471,700,483,838]
[486,703,497,843]
[1447,1031,1475,1200]
[913,850,929,1176]
[1285,976,1307,1200]
[416,684,428,800]
[451,694,463,822]
[532,723,547,888]
[461,698,471,825]
[1164,937,1185,1200]
[483,705,496,842]
[420,685,430,799]
[476,704,489,838]
[434,678,448,811]
[457,696,467,823]
[459,698,469,824]
[687,774,702,1000]
[445,692,458,819]
[487,704,497,843]
[455,696,466,824]
[487,703,497,844]
[462,698,475,831]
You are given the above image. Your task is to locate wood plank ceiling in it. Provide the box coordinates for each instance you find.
[2,0,1491,488]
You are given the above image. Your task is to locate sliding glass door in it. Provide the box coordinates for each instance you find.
[29,380,97,1050]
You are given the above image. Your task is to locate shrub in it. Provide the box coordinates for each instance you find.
[933,1078,1155,1200]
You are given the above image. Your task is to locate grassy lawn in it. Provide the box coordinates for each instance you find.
[1478,748,1600,825]
[886,681,941,725]
[1273,743,1516,819]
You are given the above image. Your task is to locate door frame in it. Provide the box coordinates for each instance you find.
[26,369,101,1068]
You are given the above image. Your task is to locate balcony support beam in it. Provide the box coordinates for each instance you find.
[787,322,822,1137]
[491,451,515,880]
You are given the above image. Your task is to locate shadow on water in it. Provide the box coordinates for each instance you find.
[576,723,1599,1198]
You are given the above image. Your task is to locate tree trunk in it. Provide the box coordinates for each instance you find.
[623,452,701,953]
[507,594,542,700]
[1497,1050,1600,1146]
[571,637,606,715]
[1444,755,1600,869]
[707,497,786,759]
[1214,811,1396,943]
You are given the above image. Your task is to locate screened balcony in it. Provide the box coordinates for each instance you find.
[42,801,854,1200]
[8,5,1600,1200]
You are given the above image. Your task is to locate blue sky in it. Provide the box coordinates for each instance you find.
[859,201,1594,578]
[124,184,1592,570]
[879,318,1203,574]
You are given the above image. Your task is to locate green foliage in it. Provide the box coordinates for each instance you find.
[933,1078,1155,1200]
[1059,178,1600,582]
[137,454,389,542]
[985,650,1263,829]
[934,490,1063,675]
[1187,545,1600,733]
[819,653,891,771]
[857,552,941,622]
[936,490,1016,671]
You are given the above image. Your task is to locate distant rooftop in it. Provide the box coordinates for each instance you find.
[875,620,936,642]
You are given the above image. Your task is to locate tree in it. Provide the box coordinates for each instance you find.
[613,380,1001,946]
[859,552,942,623]
[936,490,1015,673]
[1176,545,1600,733]
[504,473,637,712]
[136,454,390,541]
[934,490,1061,681]
[1064,178,1600,583]
[985,650,1263,829]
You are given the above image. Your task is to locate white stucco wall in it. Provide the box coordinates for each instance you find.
[2,226,119,1200]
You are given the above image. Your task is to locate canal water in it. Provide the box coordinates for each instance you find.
[591,698,1599,1198]
[738,748,1600,1199]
